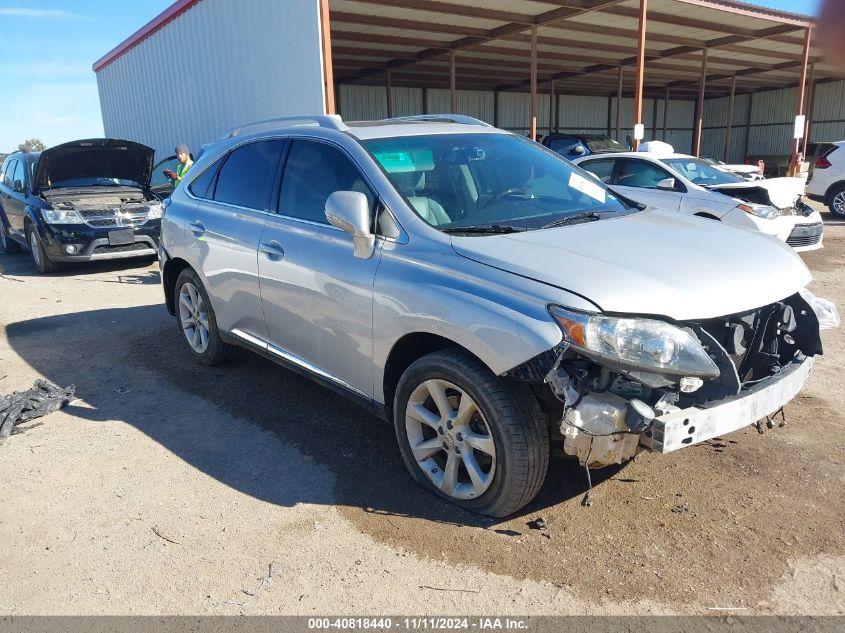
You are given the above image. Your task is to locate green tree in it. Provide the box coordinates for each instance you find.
[18,138,46,153]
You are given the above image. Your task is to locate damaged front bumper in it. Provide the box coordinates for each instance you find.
[640,356,813,453]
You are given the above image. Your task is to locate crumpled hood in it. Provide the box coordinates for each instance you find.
[708,177,803,210]
[451,209,811,321]
[34,138,154,193]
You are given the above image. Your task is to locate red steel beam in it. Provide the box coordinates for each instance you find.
[632,0,647,151]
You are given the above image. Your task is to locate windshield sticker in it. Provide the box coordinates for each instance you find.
[373,149,434,173]
[569,172,606,203]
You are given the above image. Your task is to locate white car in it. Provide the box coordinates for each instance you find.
[701,156,763,180]
[806,141,845,217]
[573,152,823,252]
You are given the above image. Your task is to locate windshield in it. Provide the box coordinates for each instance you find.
[47,177,142,189]
[661,157,744,186]
[584,135,626,153]
[363,133,630,231]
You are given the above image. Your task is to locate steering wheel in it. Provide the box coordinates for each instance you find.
[487,187,530,206]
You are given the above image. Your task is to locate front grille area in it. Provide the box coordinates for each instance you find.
[92,242,152,254]
[786,223,823,247]
[78,208,148,228]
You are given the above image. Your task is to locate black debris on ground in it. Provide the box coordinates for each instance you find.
[527,517,547,531]
[0,379,75,440]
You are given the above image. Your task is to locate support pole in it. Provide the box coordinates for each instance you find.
[549,79,556,137]
[615,66,623,140]
[724,75,736,162]
[319,0,335,115]
[530,26,538,141]
[555,92,561,132]
[449,50,457,113]
[386,70,393,118]
[632,0,647,151]
[651,98,658,141]
[743,90,753,161]
[803,63,817,158]
[790,27,812,174]
[693,47,708,157]
[662,87,669,141]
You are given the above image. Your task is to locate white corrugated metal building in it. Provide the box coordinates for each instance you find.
[94,0,845,167]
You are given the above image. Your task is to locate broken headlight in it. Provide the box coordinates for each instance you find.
[737,203,779,220]
[549,306,720,378]
[41,209,84,224]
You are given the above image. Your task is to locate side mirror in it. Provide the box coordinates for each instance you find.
[571,145,586,156]
[657,177,676,191]
[325,191,375,260]
[13,180,24,193]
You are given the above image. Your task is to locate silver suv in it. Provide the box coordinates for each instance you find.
[160,115,826,517]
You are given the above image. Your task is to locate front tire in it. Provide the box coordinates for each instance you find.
[828,185,845,217]
[174,268,237,366]
[26,226,57,273]
[393,348,549,518]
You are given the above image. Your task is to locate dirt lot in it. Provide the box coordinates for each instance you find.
[1,205,843,616]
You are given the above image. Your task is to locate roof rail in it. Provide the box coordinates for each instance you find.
[225,114,348,138]
[384,114,493,127]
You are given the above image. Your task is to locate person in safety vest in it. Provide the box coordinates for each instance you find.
[163,144,193,186]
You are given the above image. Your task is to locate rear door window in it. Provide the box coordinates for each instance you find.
[11,160,25,190]
[3,159,18,188]
[213,140,284,211]
[613,158,673,189]
[278,140,375,224]
[578,159,616,183]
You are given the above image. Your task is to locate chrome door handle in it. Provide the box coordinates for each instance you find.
[259,241,285,259]
[188,221,205,236]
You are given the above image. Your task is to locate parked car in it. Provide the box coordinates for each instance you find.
[700,155,762,180]
[0,139,163,272]
[806,141,845,216]
[150,151,198,199]
[574,151,824,252]
[160,114,829,517]
[542,132,627,160]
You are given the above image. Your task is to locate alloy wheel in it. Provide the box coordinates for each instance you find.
[833,191,845,216]
[405,379,496,500]
[178,282,210,354]
[29,232,41,268]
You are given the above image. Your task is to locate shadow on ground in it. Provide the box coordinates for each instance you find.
[5,301,616,529]
[0,251,160,284]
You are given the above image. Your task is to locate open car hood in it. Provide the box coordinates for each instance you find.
[34,138,154,194]
[708,177,803,210]
[451,209,811,321]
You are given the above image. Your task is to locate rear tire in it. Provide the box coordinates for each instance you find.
[0,221,21,254]
[828,185,845,217]
[174,268,237,366]
[26,225,58,273]
[393,348,549,518]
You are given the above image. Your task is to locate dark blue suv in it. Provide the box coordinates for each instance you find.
[541,133,628,160]
[0,138,162,273]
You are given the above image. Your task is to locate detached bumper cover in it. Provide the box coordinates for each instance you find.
[641,357,813,453]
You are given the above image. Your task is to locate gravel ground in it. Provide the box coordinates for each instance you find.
[0,203,843,615]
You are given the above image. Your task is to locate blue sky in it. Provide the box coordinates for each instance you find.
[0,0,824,152]
[0,1,172,152]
